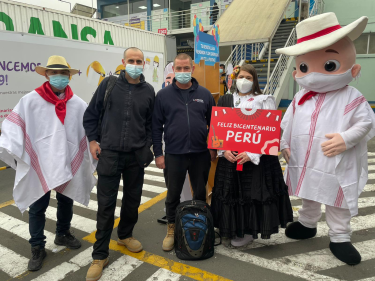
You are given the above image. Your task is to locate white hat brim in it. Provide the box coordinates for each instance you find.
[276,16,368,56]
[35,66,80,76]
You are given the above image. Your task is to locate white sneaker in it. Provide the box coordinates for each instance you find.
[231,235,254,247]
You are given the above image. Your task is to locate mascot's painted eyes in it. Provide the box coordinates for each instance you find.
[324,60,340,72]
[299,63,308,73]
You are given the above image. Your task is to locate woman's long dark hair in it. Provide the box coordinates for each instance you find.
[234,64,262,95]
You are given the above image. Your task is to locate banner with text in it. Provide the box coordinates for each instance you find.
[208,106,282,155]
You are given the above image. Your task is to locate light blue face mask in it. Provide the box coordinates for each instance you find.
[175,72,191,84]
[219,69,224,74]
[49,74,70,90]
[126,64,143,79]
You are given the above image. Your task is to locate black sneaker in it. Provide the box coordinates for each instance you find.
[54,230,82,249]
[28,246,46,271]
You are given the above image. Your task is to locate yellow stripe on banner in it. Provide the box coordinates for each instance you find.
[0,200,15,209]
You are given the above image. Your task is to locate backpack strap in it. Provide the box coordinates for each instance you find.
[97,75,118,141]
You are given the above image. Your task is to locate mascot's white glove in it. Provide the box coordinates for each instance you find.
[321,133,347,157]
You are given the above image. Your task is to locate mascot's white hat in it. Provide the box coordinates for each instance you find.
[276,13,368,56]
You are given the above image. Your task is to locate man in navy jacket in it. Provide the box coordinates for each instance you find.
[152,53,216,251]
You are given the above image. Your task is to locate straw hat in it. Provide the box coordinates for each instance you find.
[35,55,79,76]
[276,13,368,56]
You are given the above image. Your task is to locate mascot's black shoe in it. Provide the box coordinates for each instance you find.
[329,242,361,265]
[285,221,317,239]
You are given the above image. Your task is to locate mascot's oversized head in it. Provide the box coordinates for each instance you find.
[276,13,367,93]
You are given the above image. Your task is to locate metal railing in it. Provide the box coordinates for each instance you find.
[223,42,265,71]
[263,0,324,95]
[104,5,227,33]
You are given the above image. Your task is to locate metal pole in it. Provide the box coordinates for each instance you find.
[266,39,272,93]
[59,0,71,12]
[91,0,93,18]
[298,0,302,22]
[128,0,130,26]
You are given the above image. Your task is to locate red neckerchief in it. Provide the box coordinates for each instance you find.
[298,91,321,105]
[35,82,73,124]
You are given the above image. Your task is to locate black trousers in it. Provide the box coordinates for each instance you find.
[29,191,73,248]
[93,150,144,260]
[164,150,211,223]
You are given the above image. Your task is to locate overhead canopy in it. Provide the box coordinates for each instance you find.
[213,0,291,46]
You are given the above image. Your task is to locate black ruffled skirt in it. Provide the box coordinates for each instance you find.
[211,155,293,239]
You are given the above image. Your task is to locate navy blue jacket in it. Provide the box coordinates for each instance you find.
[152,78,215,157]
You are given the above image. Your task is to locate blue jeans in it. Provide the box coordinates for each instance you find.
[28,191,73,248]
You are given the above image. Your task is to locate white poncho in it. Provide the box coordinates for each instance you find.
[0,90,97,213]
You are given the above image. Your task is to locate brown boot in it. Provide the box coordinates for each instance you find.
[86,257,109,281]
[117,237,143,253]
[162,223,175,251]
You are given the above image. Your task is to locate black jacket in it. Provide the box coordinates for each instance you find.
[83,71,155,153]
[152,78,215,157]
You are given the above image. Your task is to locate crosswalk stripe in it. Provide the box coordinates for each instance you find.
[146,268,181,281]
[292,196,375,215]
[145,166,164,174]
[244,213,375,250]
[144,174,165,182]
[0,211,65,252]
[142,184,167,194]
[100,255,143,281]
[274,239,375,272]
[31,262,80,281]
[43,205,97,234]
[0,244,29,278]
[91,187,151,205]
[215,245,339,281]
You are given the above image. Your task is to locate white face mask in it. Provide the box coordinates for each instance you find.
[296,66,354,93]
[236,78,253,94]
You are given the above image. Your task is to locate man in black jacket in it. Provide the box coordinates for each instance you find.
[83,47,155,281]
[153,53,216,252]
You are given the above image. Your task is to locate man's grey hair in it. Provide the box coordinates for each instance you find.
[124,47,144,59]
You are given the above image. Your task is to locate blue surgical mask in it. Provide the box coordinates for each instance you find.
[126,64,143,79]
[175,72,191,84]
[49,74,69,90]
[219,69,224,74]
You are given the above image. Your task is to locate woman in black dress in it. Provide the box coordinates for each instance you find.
[211,64,293,247]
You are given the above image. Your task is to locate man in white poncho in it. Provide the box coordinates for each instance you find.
[277,13,375,266]
[0,55,97,271]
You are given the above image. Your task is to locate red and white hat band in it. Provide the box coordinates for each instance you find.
[297,25,342,44]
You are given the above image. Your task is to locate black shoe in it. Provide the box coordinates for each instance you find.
[329,242,361,265]
[54,230,82,249]
[28,246,46,271]
[285,221,317,240]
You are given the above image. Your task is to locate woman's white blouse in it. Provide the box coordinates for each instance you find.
[218,93,276,165]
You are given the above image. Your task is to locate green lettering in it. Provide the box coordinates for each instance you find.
[71,24,79,40]
[52,20,67,38]
[0,12,14,31]
[80,26,96,41]
[28,17,44,35]
[103,30,114,45]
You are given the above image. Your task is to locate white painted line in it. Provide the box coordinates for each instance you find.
[43,205,97,234]
[145,166,164,174]
[243,213,375,250]
[0,244,29,278]
[215,111,218,117]
[144,174,165,183]
[31,262,80,281]
[266,112,271,118]
[69,247,94,267]
[215,245,339,281]
[142,184,167,194]
[274,239,375,272]
[50,192,121,217]
[223,109,227,114]
[100,255,143,281]
[0,211,65,252]
[276,115,279,121]
[146,268,181,281]
[91,187,151,206]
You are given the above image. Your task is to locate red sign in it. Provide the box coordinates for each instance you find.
[158,28,167,35]
[208,106,282,156]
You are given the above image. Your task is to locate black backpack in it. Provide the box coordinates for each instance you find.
[174,200,220,260]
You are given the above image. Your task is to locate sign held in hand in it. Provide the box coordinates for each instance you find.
[208,106,282,156]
